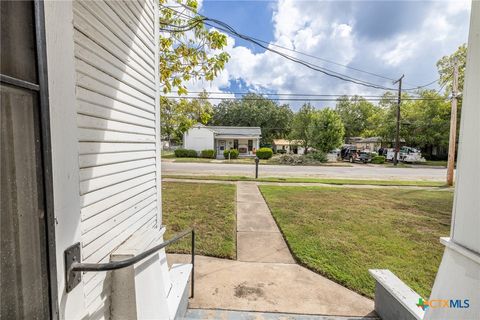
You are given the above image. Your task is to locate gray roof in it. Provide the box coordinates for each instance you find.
[207,126,261,137]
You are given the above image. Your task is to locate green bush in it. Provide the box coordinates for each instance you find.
[200,149,216,159]
[223,149,239,159]
[306,151,328,163]
[174,148,198,158]
[256,147,273,159]
[371,155,386,164]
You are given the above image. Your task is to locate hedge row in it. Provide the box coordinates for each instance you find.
[174,149,198,158]
[201,149,216,159]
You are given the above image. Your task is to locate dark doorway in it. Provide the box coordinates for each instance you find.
[1,0,57,318]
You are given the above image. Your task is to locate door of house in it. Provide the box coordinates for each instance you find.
[1,1,57,318]
[217,139,226,157]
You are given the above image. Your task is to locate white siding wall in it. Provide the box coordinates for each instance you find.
[183,127,215,151]
[72,0,159,319]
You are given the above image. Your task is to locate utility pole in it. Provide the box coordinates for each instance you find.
[393,75,404,166]
[446,57,459,186]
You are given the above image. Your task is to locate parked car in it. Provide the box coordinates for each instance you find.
[340,145,358,163]
[386,147,426,163]
[358,151,373,164]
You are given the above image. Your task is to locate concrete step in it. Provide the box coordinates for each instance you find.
[168,263,192,319]
[184,308,380,320]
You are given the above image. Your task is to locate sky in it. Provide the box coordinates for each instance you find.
[185,0,471,109]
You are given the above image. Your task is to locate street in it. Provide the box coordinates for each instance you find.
[161,162,447,181]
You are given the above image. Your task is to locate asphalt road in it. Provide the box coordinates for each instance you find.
[161,162,447,181]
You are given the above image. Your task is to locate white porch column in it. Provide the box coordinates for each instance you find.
[424,2,480,319]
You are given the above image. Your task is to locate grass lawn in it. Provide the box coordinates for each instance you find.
[163,175,447,187]
[383,160,448,168]
[162,182,236,259]
[415,160,448,167]
[259,186,453,298]
[161,150,175,158]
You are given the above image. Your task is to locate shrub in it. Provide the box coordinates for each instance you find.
[223,149,239,159]
[371,155,386,164]
[306,151,328,163]
[256,147,273,159]
[174,148,198,158]
[200,149,216,159]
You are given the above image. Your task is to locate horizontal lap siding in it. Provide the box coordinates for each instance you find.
[73,1,158,319]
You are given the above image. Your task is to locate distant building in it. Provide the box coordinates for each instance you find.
[183,124,261,158]
[345,137,405,152]
[272,139,306,154]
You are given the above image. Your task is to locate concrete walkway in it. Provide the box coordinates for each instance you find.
[168,181,376,317]
[236,182,294,263]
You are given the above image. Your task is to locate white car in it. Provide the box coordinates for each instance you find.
[386,147,426,163]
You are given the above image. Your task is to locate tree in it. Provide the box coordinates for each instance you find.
[290,103,316,154]
[311,108,345,152]
[437,43,467,96]
[376,91,400,144]
[159,0,230,95]
[400,90,451,158]
[160,92,213,143]
[335,95,383,138]
[210,94,293,145]
[159,1,229,141]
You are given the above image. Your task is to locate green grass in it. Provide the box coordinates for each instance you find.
[163,175,447,187]
[161,150,175,158]
[162,182,236,259]
[259,186,453,298]
[383,160,448,168]
[416,160,448,167]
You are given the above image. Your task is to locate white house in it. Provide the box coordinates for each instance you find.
[183,124,261,158]
[272,139,306,155]
[1,1,190,320]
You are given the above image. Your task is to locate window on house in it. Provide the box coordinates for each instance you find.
[248,140,253,151]
[1,1,53,318]
[234,139,238,150]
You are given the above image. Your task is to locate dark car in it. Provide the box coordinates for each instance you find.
[340,146,358,163]
[358,151,373,164]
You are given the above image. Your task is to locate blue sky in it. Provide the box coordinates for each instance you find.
[201,0,275,53]
[190,0,471,109]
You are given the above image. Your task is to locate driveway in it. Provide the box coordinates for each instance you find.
[161,162,447,181]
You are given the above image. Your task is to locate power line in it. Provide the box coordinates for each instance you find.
[160,5,396,90]
[160,4,440,92]
[185,90,429,98]
[163,96,446,102]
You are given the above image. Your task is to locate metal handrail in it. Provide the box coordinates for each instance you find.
[65,229,195,298]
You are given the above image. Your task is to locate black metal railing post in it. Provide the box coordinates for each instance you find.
[191,229,195,298]
[255,156,259,178]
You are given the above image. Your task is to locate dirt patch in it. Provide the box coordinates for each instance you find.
[234,282,265,300]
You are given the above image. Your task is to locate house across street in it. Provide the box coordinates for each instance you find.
[183,124,261,158]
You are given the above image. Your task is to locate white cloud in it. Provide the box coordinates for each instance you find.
[191,0,471,108]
